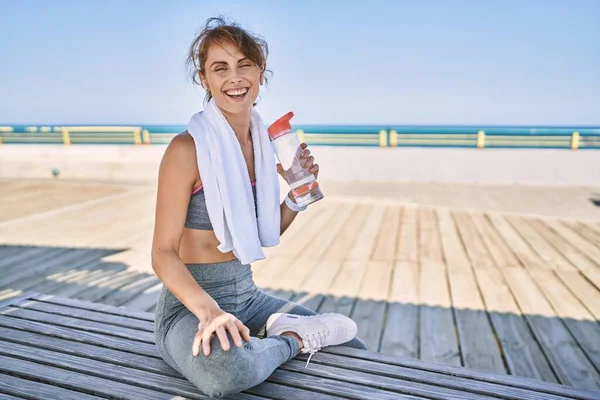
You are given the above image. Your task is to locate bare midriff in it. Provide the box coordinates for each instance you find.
[178,229,237,264]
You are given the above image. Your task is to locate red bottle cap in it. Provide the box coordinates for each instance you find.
[267,111,294,140]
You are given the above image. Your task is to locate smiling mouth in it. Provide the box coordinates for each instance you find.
[224,87,249,100]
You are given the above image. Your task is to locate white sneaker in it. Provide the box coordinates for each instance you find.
[266,312,358,368]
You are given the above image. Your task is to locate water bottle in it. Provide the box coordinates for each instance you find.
[268,112,324,207]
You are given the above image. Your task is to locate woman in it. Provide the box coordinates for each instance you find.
[152,17,367,398]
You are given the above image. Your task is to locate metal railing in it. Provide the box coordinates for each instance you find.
[1,124,599,149]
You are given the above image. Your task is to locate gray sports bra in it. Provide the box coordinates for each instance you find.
[185,181,257,231]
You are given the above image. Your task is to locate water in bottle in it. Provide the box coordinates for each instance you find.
[268,112,324,207]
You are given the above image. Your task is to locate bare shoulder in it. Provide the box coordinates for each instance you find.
[159,131,199,185]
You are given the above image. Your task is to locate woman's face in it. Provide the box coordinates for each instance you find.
[200,41,264,115]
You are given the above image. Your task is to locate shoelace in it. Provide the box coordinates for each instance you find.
[304,329,329,368]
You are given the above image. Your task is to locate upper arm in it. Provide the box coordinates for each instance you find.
[151,132,198,261]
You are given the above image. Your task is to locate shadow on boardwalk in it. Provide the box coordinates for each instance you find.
[0,244,599,391]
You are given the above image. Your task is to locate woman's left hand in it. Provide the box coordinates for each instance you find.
[276,143,319,183]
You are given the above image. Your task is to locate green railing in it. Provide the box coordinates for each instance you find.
[1,124,599,149]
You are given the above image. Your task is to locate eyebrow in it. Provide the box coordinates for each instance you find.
[210,58,249,68]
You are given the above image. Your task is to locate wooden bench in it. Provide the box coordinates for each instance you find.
[0,292,598,400]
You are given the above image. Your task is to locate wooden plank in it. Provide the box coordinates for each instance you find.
[379,261,419,358]
[9,299,152,331]
[0,249,111,289]
[267,368,415,400]
[319,260,369,317]
[0,354,180,400]
[351,260,393,351]
[98,275,161,306]
[503,267,600,390]
[528,218,600,288]
[29,292,155,321]
[418,207,444,263]
[470,212,521,267]
[0,341,218,400]
[396,206,418,262]
[290,259,344,312]
[0,247,71,277]
[324,346,600,400]
[526,268,600,372]
[0,325,175,377]
[70,269,143,302]
[505,215,576,271]
[457,209,559,383]
[0,315,156,356]
[555,269,600,320]
[347,204,386,261]
[280,359,492,400]
[487,214,545,269]
[287,355,571,400]
[0,372,104,400]
[0,258,120,302]
[121,283,163,312]
[563,220,600,247]
[322,204,370,261]
[0,307,155,343]
[437,209,506,374]
[418,260,461,366]
[371,206,401,262]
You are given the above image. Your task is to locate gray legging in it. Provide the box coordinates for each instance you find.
[154,259,367,398]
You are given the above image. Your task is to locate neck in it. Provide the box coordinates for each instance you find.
[219,106,252,145]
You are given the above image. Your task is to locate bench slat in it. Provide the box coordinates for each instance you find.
[289,353,569,400]
[282,359,493,400]
[29,292,154,321]
[12,297,153,331]
[0,325,175,377]
[322,347,600,400]
[0,306,155,342]
[0,372,104,400]
[0,355,174,400]
[0,315,156,356]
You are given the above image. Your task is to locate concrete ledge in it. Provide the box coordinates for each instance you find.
[0,145,598,185]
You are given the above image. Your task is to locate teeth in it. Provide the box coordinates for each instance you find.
[225,88,248,96]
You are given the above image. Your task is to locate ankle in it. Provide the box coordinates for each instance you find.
[281,331,303,353]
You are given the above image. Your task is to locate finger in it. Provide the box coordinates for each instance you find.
[302,149,311,158]
[192,331,203,356]
[311,164,319,177]
[202,330,214,356]
[235,320,252,342]
[215,326,231,351]
[301,142,307,150]
[306,156,314,168]
[227,321,243,347]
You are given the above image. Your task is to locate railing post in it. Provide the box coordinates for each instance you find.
[379,130,388,147]
[62,128,71,146]
[571,131,580,150]
[142,129,151,144]
[477,130,486,149]
[297,129,305,144]
[389,130,398,147]
[133,128,141,145]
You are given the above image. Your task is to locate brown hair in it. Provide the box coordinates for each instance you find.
[186,16,272,105]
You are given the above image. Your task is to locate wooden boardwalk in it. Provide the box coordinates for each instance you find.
[2,292,598,400]
[1,179,600,391]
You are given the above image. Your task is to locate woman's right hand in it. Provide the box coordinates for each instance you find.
[192,307,252,357]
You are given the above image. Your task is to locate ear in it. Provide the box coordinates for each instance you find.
[259,71,265,86]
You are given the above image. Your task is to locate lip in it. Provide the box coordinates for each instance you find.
[223,87,250,102]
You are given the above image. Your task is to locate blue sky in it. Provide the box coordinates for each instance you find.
[1,0,598,125]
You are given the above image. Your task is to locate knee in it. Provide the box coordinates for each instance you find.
[184,336,261,398]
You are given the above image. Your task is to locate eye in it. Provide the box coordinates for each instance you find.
[215,67,226,72]
[241,63,252,68]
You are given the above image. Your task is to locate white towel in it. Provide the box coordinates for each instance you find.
[186,98,281,265]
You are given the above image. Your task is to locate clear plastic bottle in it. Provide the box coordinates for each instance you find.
[268,112,324,207]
